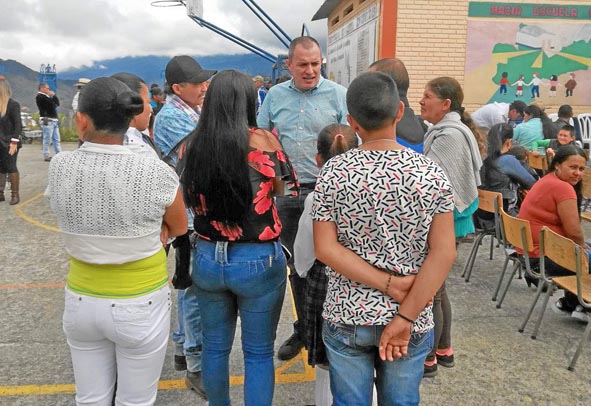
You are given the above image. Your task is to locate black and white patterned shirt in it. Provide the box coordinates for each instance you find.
[312,148,454,332]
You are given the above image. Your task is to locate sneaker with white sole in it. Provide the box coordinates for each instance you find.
[571,305,589,323]
[551,298,572,316]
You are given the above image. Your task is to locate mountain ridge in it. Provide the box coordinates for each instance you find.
[1,54,276,113]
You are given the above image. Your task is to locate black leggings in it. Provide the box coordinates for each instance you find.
[426,282,452,361]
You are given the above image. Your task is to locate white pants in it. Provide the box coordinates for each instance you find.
[63,286,171,406]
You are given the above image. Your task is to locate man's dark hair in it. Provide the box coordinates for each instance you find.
[506,145,528,162]
[559,124,576,137]
[288,36,321,59]
[346,72,400,131]
[558,104,573,119]
[38,82,48,90]
[368,58,410,97]
[509,100,526,117]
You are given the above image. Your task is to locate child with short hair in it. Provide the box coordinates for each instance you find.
[312,71,456,405]
[531,124,578,158]
[293,123,358,406]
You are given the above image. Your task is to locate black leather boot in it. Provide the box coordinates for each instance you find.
[0,173,6,202]
[8,172,19,205]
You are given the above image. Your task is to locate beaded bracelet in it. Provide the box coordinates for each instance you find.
[396,312,415,324]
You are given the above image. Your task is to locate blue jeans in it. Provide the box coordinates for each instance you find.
[172,285,202,372]
[41,121,61,158]
[192,238,287,406]
[323,320,433,406]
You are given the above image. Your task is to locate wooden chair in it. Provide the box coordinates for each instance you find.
[518,226,591,371]
[527,151,548,173]
[492,208,535,308]
[580,167,591,219]
[461,189,503,282]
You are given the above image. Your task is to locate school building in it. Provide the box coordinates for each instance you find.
[313,0,591,115]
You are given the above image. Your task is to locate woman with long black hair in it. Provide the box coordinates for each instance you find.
[181,69,297,405]
[479,123,536,217]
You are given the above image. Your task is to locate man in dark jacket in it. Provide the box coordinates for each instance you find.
[35,83,61,161]
[369,58,426,153]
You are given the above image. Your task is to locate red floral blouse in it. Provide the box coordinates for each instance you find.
[193,131,298,242]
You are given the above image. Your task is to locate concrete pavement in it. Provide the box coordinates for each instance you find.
[1,142,590,405]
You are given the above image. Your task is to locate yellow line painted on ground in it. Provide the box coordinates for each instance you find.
[13,193,59,233]
[0,384,76,396]
[0,358,316,397]
[0,282,65,290]
[0,346,315,397]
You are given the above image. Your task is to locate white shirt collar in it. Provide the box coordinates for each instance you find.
[125,127,145,145]
[79,142,134,155]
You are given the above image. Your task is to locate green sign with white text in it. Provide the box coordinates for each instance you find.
[469,2,591,19]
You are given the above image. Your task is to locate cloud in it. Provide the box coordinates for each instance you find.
[0,0,329,70]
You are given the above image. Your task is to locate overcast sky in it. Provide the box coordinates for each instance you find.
[0,0,328,71]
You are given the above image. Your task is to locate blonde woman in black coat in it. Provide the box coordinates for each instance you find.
[0,76,23,205]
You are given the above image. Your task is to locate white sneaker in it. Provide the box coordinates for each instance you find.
[551,299,572,316]
[571,305,589,323]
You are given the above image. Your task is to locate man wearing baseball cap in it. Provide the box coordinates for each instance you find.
[153,55,215,399]
[154,55,215,155]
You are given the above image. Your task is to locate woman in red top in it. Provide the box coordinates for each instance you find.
[518,145,588,318]
[181,70,297,405]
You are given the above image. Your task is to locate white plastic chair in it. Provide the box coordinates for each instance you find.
[577,113,591,148]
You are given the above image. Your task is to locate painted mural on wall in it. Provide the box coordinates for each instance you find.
[464,2,591,106]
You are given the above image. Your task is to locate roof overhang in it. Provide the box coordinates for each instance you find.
[312,0,342,21]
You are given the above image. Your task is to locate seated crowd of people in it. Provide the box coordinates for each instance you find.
[31,35,590,406]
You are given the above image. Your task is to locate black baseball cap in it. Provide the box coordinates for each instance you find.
[165,55,216,86]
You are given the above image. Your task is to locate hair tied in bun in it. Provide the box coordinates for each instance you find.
[115,91,144,117]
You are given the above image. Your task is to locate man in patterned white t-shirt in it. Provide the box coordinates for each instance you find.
[312,71,457,405]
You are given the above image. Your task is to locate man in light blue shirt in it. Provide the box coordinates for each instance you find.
[257,36,348,361]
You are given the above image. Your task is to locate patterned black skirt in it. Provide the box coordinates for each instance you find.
[303,260,329,366]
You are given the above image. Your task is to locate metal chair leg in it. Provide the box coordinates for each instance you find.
[460,235,481,279]
[496,262,520,308]
[568,319,591,371]
[464,234,487,282]
[492,256,511,302]
[518,281,545,333]
[489,234,495,260]
[531,286,553,339]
